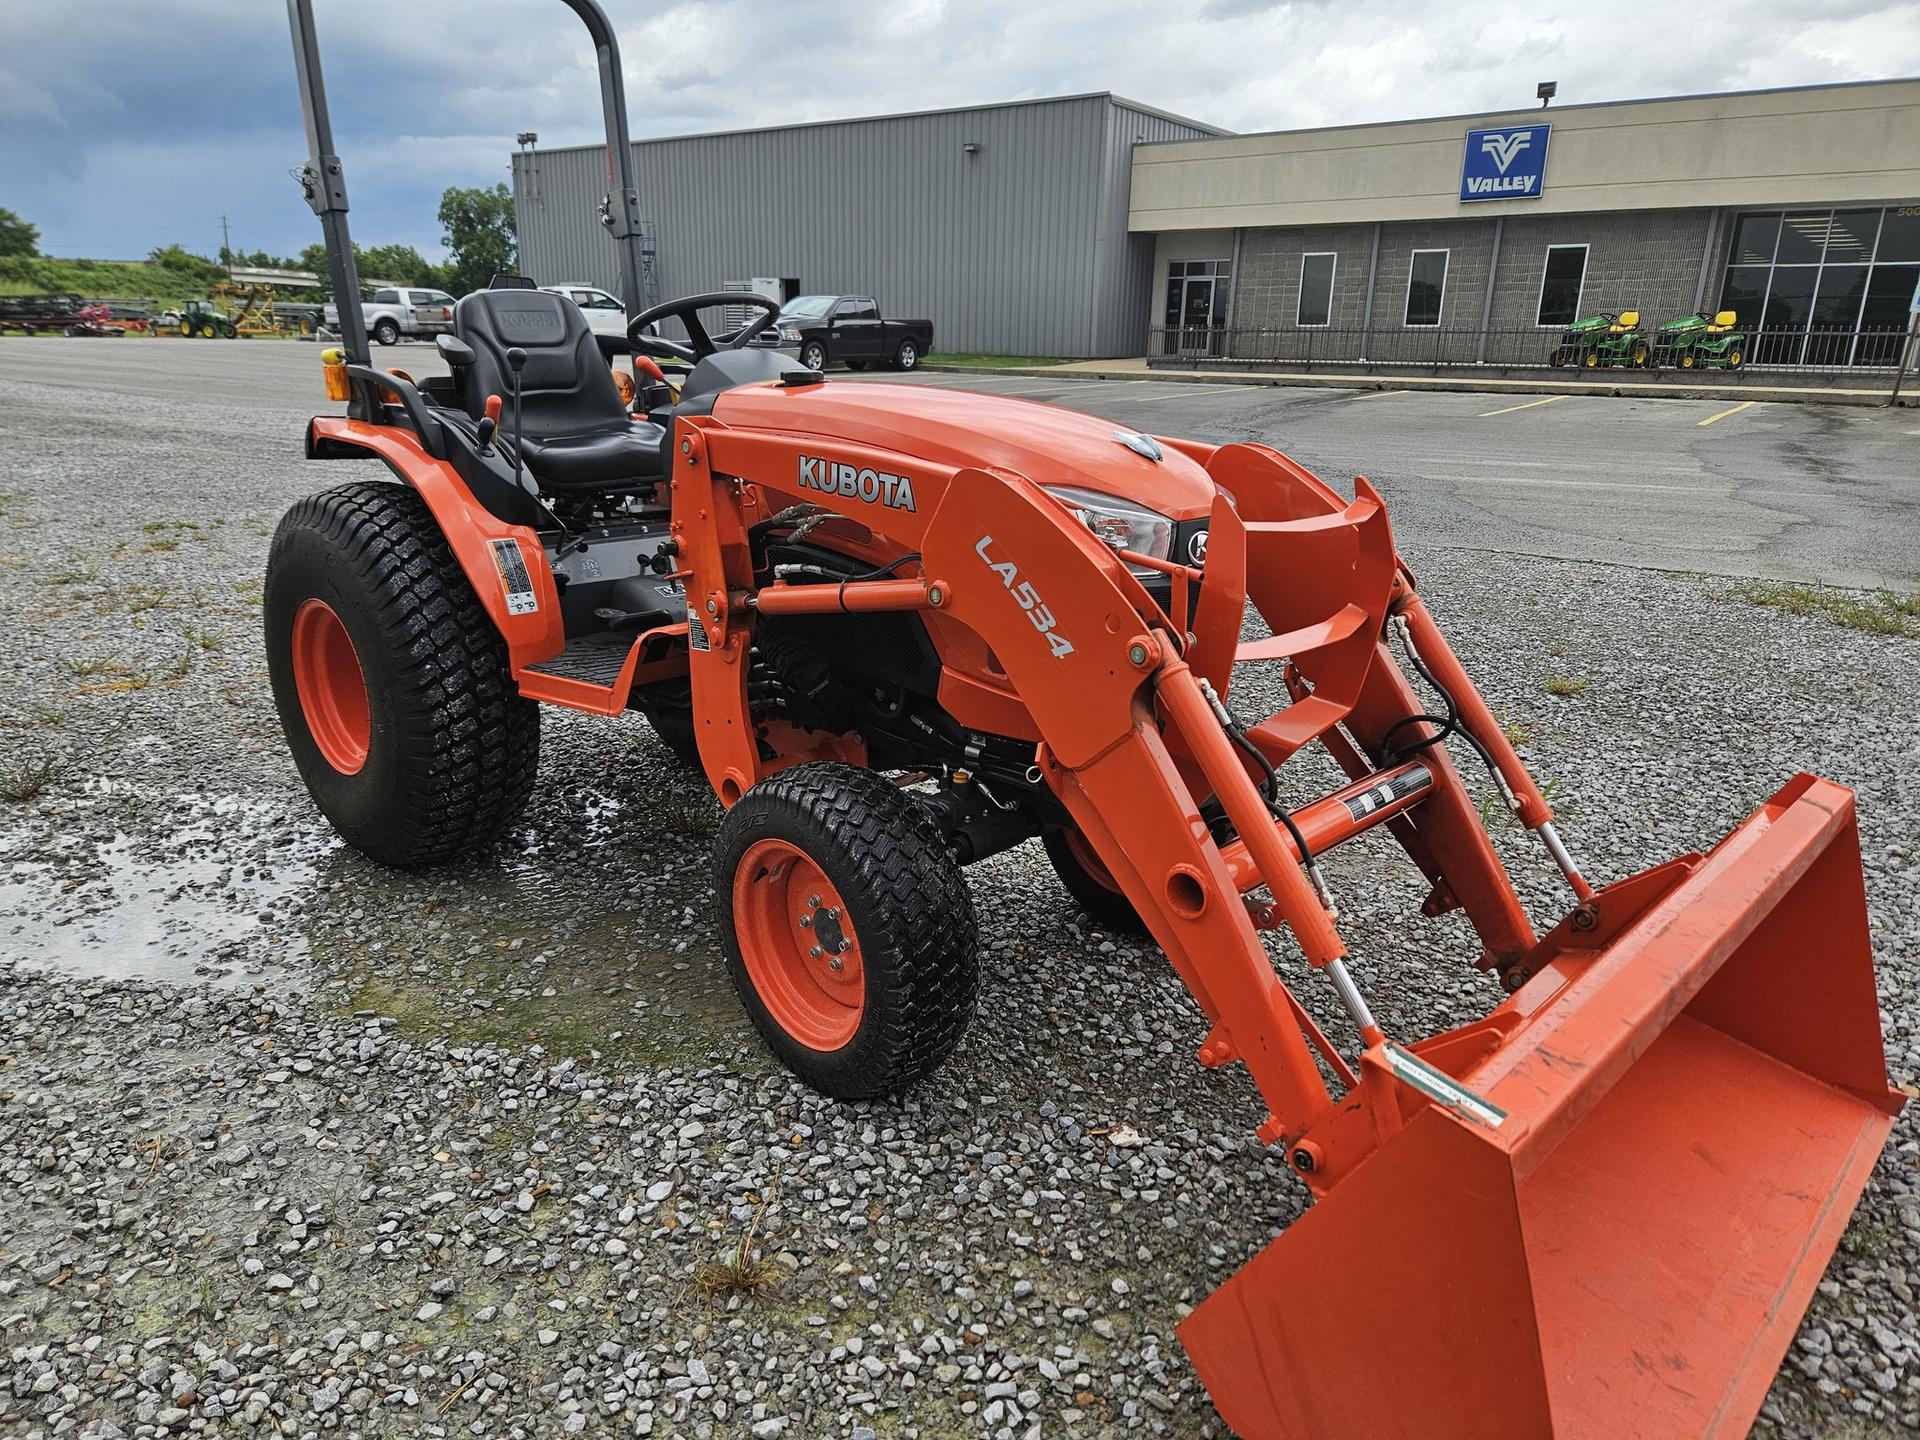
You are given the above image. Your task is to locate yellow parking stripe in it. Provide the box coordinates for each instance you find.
[1697,401,1755,428]
[1478,395,1565,418]
[1341,388,1409,401]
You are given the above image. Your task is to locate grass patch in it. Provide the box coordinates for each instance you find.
[1840,1217,1896,1259]
[123,585,168,614]
[1737,580,1920,638]
[925,352,1070,369]
[1543,673,1590,698]
[142,537,180,555]
[688,1183,783,1303]
[65,656,129,678]
[50,565,98,585]
[0,750,68,802]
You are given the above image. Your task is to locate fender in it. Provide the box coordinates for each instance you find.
[306,416,565,671]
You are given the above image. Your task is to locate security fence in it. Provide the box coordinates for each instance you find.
[1149,322,1920,383]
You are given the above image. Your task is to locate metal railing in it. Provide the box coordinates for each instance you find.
[1149,323,1917,381]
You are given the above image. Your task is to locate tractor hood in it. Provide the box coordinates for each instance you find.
[707,380,1217,519]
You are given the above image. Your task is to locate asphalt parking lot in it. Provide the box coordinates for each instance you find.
[1,336,1916,1439]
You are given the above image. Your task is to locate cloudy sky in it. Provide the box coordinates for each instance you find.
[4,0,1918,264]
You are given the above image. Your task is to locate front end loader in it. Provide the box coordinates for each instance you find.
[269,4,1904,1436]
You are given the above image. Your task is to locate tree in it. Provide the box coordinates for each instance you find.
[145,244,225,284]
[437,184,516,297]
[359,243,443,290]
[0,207,40,259]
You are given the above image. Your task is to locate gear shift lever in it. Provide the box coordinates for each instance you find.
[505,346,529,493]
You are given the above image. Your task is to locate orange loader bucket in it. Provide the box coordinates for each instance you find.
[1181,774,1903,1440]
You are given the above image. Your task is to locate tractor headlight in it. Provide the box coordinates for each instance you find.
[1043,486,1174,574]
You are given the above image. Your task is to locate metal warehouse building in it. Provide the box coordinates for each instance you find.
[1135,78,1920,370]
[514,78,1920,368]
[511,93,1221,358]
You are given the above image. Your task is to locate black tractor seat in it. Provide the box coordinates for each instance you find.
[452,288,664,494]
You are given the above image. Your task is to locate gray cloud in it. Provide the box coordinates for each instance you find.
[2,0,1915,263]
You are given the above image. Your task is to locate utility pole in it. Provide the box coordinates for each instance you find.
[221,215,233,270]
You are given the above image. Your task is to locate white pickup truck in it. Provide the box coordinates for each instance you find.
[322,285,457,345]
[538,283,628,338]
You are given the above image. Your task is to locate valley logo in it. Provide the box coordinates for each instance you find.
[1459,123,1550,202]
[797,454,918,511]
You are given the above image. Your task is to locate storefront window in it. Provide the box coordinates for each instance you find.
[1405,250,1448,327]
[1536,245,1588,327]
[1718,206,1918,365]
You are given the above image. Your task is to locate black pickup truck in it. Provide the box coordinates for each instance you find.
[759,294,935,372]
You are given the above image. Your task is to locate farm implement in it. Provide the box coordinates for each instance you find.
[268,2,1902,1435]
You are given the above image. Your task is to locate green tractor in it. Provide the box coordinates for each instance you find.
[177,299,239,339]
[1548,310,1649,369]
[1648,309,1746,370]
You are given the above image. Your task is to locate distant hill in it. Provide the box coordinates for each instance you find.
[0,252,229,305]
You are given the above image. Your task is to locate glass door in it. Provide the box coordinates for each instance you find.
[1164,260,1231,356]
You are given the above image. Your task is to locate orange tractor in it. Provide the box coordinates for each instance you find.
[272,3,1902,1435]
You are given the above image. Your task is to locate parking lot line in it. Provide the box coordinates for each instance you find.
[1697,401,1756,427]
[1338,388,1409,401]
[1478,395,1564,418]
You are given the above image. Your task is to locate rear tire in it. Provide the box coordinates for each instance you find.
[1044,829,1148,935]
[265,481,540,867]
[635,678,702,766]
[893,339,919,371]
[718,764,978,1099]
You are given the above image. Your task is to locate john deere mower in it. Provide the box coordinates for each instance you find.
[1547,309,1648,368]
[269,4,1901,1436]
[1650,308,1747,370]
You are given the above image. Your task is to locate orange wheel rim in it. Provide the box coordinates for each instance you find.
[290,598,370,774]
[732,839,865,1050]
[1065,829,1123,894]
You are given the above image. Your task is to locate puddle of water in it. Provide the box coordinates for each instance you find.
[0,797,319,985]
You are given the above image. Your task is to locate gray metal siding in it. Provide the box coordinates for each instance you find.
[514,95,1216,357]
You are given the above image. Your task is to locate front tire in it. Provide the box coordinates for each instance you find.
[373,318,400,346]
[799,339,828,372]
[1044,829,1148,935]
[265,481,540,867]
[718,764,978,1099]
[892,340,919,371]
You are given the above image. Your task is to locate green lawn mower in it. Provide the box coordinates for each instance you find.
[1548,310,1648,369]
[1649,309,1746,370]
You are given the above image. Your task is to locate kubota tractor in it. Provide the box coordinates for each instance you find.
[1650,308,1748,370]
[267,4,1903,1436]
[1547,309,1648,368]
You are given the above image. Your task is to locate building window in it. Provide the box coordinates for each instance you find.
[1535,244,1588,327]
[1405,249,1448,327]
[1718,205,1920,366]
[1297,252,1336,327]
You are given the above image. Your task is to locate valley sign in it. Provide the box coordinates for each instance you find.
[1460,123,1551,201]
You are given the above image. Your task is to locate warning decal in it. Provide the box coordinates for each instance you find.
[1382,1044,1506,1129]
[489,538,539,616]
[1343,764,1432,823]
[687,610,709,652]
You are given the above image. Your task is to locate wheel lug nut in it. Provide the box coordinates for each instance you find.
[828,958,843,971]
[827,907,840,919]
[799,915,812,928]
[809,945,822,958]
[809,895,821,908]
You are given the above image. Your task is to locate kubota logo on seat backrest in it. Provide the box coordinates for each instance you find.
[797,454,917,511]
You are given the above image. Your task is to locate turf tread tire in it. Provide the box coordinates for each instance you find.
[265,480,539,867]
[1043,829,1149,935]
[717,763,978,1099]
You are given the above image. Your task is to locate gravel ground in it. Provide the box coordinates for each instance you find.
[0,340,1915,1439]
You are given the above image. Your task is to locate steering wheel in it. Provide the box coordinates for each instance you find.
[626,291,781,364]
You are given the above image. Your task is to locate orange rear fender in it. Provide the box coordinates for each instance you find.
[306,417,564,671]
